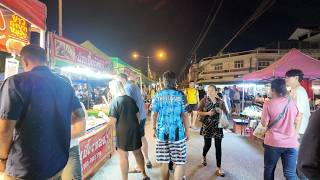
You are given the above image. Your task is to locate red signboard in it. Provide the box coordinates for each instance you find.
[79,124,114,179]
[0,5,31,54]
[50,33,112,71]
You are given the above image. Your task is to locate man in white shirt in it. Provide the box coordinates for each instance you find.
[285,69,311,139]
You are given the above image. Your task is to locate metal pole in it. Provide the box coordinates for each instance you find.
[58,0,63,36]
[140,72,143,93]
[242,82,245,111]
[147,56,151,79]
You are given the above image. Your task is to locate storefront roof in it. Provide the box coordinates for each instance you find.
[0,0,47,30]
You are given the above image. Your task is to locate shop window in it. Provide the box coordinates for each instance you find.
[214,63,223,71]
[211,76,222,79]
[258,60,271,70]
[234,75,243,78]
[234,60,244,69]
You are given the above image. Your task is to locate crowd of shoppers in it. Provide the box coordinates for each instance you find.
[0,44,319,180]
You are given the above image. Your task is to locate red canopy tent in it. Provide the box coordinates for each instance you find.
[243,49,320,81]
[243,49,320,98]
[0,0,47,30]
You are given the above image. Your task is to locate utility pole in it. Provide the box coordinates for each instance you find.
[58,0,63,36]
[147,56,151,79]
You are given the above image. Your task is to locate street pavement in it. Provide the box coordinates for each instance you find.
[92,120,285,180]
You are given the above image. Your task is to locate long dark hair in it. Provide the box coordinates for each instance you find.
[271,78,287,97]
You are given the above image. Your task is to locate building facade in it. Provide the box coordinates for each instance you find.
[189,28,320,84]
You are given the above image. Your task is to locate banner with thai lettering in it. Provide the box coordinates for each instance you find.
[79,124,114,178]
[50,33,113,72]
[0,5,31,54]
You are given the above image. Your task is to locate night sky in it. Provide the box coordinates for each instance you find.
[40,0,320,75]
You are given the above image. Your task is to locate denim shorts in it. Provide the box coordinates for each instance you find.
[61,145,82,180]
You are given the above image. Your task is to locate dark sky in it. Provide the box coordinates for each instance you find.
[39,0,320,75]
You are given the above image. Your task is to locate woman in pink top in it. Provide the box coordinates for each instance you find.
[261,79,298,180]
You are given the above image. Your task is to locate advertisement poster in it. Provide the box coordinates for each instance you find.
[0,5,30,55]
[4,58,19,79]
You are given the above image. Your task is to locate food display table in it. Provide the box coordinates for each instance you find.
[79,118,115,179]
[233,119,249,135]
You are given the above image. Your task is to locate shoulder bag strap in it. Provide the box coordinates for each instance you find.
[267,96,291,130]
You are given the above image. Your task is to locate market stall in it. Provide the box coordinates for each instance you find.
[48,32,115,179]
[241,49,320,138]
[243,48,320,105]
[0,0,47,80]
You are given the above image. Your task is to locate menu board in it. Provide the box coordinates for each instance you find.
[4,57,19,79]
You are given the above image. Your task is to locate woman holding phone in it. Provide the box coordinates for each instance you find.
[198,85,227,177]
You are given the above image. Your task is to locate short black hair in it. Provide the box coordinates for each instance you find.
[163,71,176,89]
[118,73,128,81]
[285,69,304,82]
[271,78,287,97]
[20,44,47,63]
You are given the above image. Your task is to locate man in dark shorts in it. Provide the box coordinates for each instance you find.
[0,45,85,179]
[185,81,199,129]
[118,74,152,170]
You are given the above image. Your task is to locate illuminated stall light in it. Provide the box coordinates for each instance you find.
[61,66,116,79]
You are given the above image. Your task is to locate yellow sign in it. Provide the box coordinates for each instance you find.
[9,14,29,40]
[0,6,30,54]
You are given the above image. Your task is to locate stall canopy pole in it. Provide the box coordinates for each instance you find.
[140,72,143,93]
[58,0,63,36]
[241,81,245,111]
[40,30,45,48]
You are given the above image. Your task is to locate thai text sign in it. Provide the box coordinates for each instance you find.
[50,34,112,71]
[79,124,114,178]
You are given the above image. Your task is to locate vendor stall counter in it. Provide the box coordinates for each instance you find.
[79,116,115,179]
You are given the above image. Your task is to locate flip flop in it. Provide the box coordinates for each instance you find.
[128,168,141,173]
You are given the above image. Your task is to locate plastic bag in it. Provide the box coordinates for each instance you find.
[218,112,229,129]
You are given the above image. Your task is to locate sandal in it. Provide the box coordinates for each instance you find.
[128,168,141,173]
[202,157,207,166]
[146,161,152,169]
[215,169,225,177]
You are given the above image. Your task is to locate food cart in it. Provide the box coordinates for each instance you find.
[48,32,115,179]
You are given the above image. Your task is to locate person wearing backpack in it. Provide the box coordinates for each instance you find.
[261,79,299,180]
